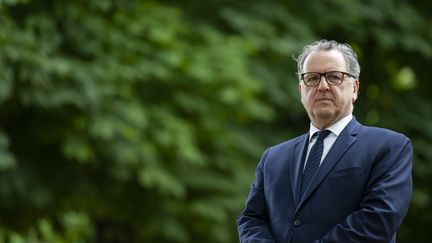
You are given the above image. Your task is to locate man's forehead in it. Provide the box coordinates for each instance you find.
[303,50,346,71]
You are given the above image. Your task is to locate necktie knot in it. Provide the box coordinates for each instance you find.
[316,130,331,141]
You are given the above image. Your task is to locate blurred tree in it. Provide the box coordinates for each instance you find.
[0,0,431,242]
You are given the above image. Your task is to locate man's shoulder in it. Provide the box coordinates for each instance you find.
[358,124,410,142]
[268,133,307,151]
[258,133,307,163]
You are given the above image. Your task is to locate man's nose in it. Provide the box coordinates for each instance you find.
[317,75,330,90]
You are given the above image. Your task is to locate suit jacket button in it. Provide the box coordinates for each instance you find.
[293,219,301,226]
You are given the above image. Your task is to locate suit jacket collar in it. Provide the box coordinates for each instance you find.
[293,117,361,212]
[290,133,309,205]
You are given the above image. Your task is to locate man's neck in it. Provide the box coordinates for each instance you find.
[311,114,353,130]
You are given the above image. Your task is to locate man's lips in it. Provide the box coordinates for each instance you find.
[315,98,332,102]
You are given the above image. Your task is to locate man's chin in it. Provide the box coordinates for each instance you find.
[315,109,335,118]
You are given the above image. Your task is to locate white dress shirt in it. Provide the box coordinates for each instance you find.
[303,114,353,170]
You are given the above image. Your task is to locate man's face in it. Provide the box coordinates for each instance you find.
[298,50,359,128]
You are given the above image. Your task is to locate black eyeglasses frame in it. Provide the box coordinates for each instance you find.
[300,71,357,87]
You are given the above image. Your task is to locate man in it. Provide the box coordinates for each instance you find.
[237,40,413,243]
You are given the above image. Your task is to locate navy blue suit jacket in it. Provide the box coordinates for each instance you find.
[237,118,412,243]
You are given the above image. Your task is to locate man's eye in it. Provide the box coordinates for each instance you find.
[328,75,341,80]
[307,76,319,82]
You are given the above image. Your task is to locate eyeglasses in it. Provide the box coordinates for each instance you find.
[300,71,356,87]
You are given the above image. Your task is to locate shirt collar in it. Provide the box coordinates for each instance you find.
[308,114,353,140]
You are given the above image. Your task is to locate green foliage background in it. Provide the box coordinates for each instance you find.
[0,0,431,242]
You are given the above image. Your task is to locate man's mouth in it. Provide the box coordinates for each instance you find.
[316,98,332,102]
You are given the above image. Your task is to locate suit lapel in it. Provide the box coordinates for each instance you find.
[290,134,309,205]
[297,118,361,209]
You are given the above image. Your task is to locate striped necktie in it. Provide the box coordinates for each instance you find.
[301,130,331,196]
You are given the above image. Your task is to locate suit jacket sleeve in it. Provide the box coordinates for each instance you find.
[315,135,413,242]
[237,148,276,243]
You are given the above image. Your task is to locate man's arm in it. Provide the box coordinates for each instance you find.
[316,135,413,242]
[237,148,276,243]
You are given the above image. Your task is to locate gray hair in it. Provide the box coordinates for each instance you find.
[295,39,360,80]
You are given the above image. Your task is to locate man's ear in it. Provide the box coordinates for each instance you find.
[352,80,360,102]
